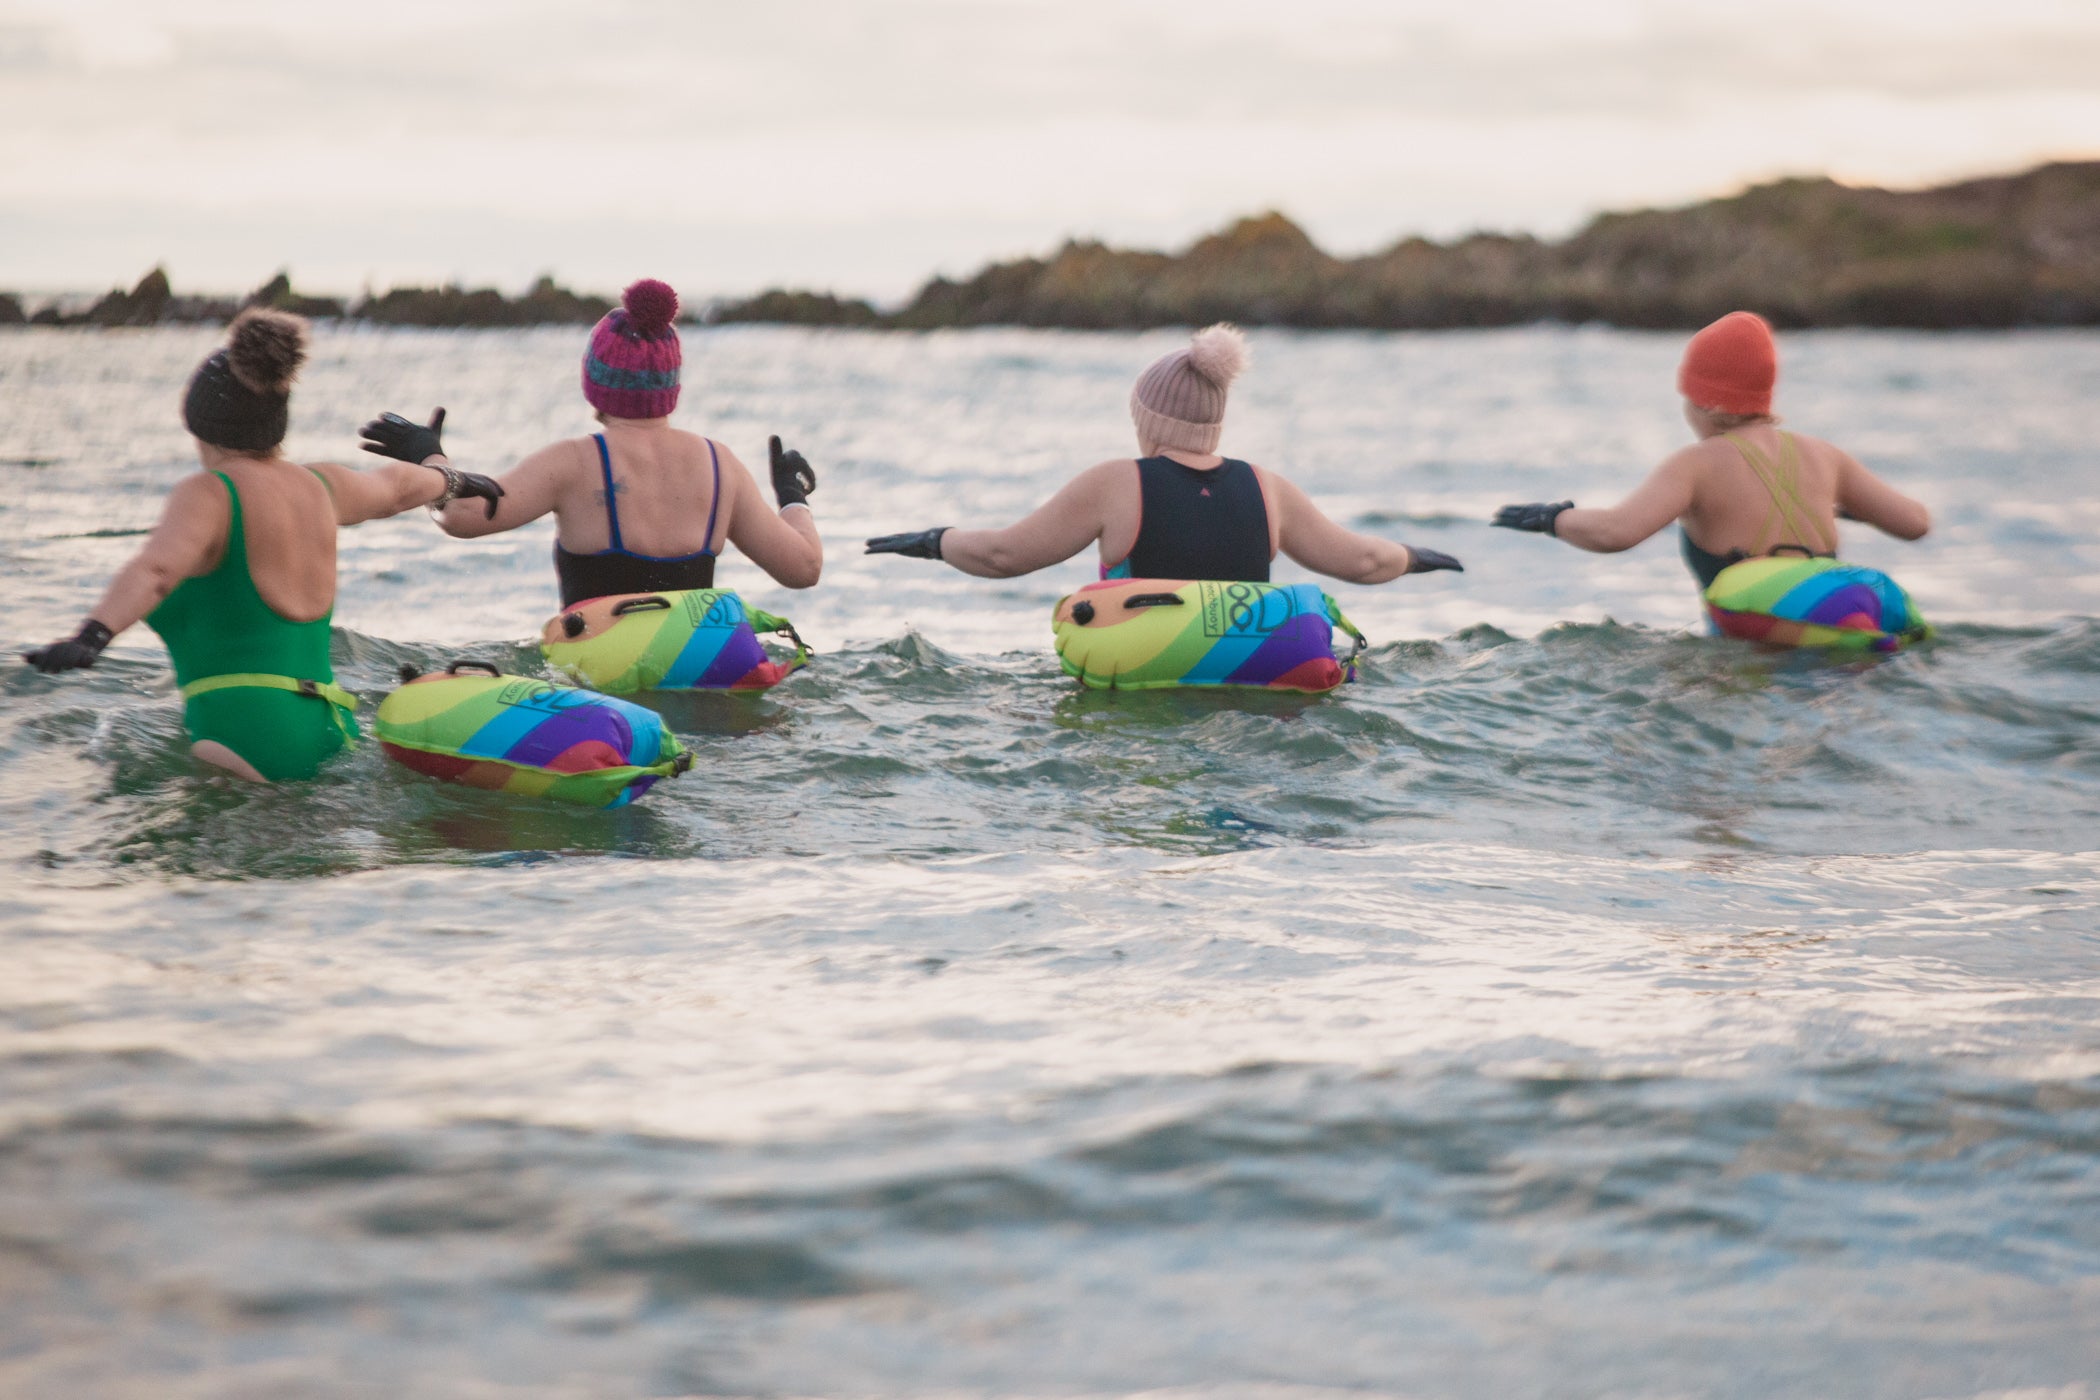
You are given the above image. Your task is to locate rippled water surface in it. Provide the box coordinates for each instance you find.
[3,325,2098,1398]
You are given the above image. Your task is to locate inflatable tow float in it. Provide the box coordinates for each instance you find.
[1052,579,1367,693]
[376,663,690,807]
[540,589,809,694]
[1703,556,1931,654]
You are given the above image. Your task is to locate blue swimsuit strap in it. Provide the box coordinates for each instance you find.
[701,438,721,555]
[592,433,624,553]
[594,432,721,559]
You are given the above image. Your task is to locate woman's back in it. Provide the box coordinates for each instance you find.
[551,422,727,558]
[202,458,340,622]
[1680,424,1840,559]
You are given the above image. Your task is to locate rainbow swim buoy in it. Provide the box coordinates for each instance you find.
[1052,579,1366,692]
[540,589,809,694]
[376,663,690,807]
[1704,556,1930,654]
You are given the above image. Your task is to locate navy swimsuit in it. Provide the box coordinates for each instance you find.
[1104,456,1272,583]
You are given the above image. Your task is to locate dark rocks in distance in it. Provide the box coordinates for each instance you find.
[713,160,2100,331]
[5,160,2097,333]
[245,271,346,320]
[711,289,880,327]
[353,275,610,328]
[0,271,612,329]
[86,266,172,326]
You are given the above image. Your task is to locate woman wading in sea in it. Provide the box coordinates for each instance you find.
[864,323,1462,585]
[21,310,504,782]
[1492,311,1931,589]
[363,278,824,607]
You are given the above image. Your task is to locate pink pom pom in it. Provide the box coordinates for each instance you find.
[622,278,680,335]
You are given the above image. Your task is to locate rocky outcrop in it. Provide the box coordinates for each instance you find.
[83,266,172,326]
[714,160,2100,330]
[711,289,880,327]
[352,275,610,328]
[244,271,346,320]
[1,271,612,329]
[8,161,2096,333]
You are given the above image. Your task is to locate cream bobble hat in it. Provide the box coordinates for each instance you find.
[1129,323,1248,454]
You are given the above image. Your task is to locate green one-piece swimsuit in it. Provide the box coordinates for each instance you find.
[145,471,359,781]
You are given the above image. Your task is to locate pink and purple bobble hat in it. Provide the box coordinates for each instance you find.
[582,279,681,418]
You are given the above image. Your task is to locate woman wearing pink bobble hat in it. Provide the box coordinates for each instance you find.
[866,323,1460,584]
[361,278,824,605]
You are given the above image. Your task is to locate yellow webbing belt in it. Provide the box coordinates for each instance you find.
[1324,595,1370,679]
[177,673,360,739]
[747,609,815,674]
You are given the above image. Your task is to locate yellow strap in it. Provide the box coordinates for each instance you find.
[178,673,359,739]
[747,608,814,674]
[1323,595,1369,680]
[1726,431,1831,556]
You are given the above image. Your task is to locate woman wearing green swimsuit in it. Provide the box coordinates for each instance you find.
[22,310,502,782]
[1491,311,1930,590]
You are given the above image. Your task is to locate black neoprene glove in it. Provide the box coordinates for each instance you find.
[865,527,950,560]
[1492,500,1575,535]
[769,435,816,509]
[360,408,447,465]
[23,619,114,674]
[419,462,505,520]
[1404,545,1464,574]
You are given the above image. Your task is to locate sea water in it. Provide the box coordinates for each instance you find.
[1,325,2097,1398]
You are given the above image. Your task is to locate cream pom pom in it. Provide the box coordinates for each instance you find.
[1185,322,1248,388]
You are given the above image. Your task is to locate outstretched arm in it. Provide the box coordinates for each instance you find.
[351,408,509,532]
[724,440,823,588]
[25,473,228,669]
[1269,472,1452,583]
[311,458,453,526]
[1521,451,1698,553]
[85,472,230,634]
[429,441,571,537]
[1836,452,1930,540]
[888,462,1119,579]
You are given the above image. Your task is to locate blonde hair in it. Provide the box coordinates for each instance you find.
[1695,404,1779,431]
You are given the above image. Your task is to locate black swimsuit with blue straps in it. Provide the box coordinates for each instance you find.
[553,433,721,606]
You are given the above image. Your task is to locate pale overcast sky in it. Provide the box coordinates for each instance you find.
[3,0,2098,300]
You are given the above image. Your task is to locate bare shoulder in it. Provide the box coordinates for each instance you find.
[706,437,756,477]
[1785,431,1853,465]
[287,459,346,497]
[1244,460,1292,488]
[519,434,597,474]
[1664,440,1725,475]
[148,471,234,555]
[166,468,235,510]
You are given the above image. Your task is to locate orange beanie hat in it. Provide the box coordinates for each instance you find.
[1677,311,1777,415]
